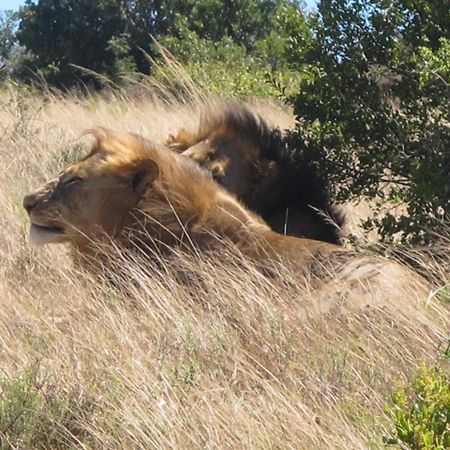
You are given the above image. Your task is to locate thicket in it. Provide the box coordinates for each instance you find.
[1,0,306,92]
[385,361,450,450]
[291,0,450,243]
[0,0,448,242]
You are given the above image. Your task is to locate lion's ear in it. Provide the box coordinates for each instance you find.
[130,159,159,196]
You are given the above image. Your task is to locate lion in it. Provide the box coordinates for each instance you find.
[166,102,345,244]
[23,128,345,269]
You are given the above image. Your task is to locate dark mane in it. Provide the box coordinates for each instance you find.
[198,101,277,147]
[197,102,345,244]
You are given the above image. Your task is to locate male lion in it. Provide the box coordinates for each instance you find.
[166,102,345,244]
[23,128,344,268]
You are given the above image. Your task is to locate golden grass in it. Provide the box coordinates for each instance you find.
[0,82,449,449]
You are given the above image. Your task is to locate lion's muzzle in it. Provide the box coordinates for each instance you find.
[23,193,38,214]
[23,180,68,246]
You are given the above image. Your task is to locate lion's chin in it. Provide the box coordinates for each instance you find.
[29,223,66,246]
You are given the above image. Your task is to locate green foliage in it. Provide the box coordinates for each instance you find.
[289,0,450,242]
[0,367,90,449]
[16,0,128,87]
[174,323,199,389]
[0,11,17,68]
[155,32,299,97]
[155,3,311,97]
[444,339,450,360]
[385,364,450,450]
[0,10,30,80]
[165,0,288,48]
[12,0,302,89]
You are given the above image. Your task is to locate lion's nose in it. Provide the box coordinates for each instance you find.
[23,195,38,214]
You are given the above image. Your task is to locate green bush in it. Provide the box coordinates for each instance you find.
[10,0,305,89]
[289,0,450,243]
[155,32,299,98]
[155,4,310,98]
[0,368,92,449]
[385,364,450,450]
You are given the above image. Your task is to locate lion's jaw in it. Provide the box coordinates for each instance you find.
[28,222,67,246]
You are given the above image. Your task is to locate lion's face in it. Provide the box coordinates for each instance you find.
[181,139,250,193]
[179,137,280,212]
[23,135,159,248]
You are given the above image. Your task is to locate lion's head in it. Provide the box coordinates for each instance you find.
[166,107,281,215]
[167,102,345,244]
[23,130,161,249]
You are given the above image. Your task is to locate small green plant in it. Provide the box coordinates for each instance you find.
[385,364,450,449]
[0,368,92,449]
[444,342,450,361]
[174,323,199,389]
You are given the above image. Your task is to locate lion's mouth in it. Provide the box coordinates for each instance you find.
[33,223,64,233]
[29,222,66,246]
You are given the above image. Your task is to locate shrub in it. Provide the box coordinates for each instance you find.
[385,363,450,449]
[289,0,450,243]
[0,368,93,449]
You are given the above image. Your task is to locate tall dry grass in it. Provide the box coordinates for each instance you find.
[0,81,449,449]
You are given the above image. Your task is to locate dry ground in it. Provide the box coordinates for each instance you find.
[0,82,449,449]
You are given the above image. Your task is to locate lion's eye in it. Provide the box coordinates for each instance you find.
[63,176,83,186]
